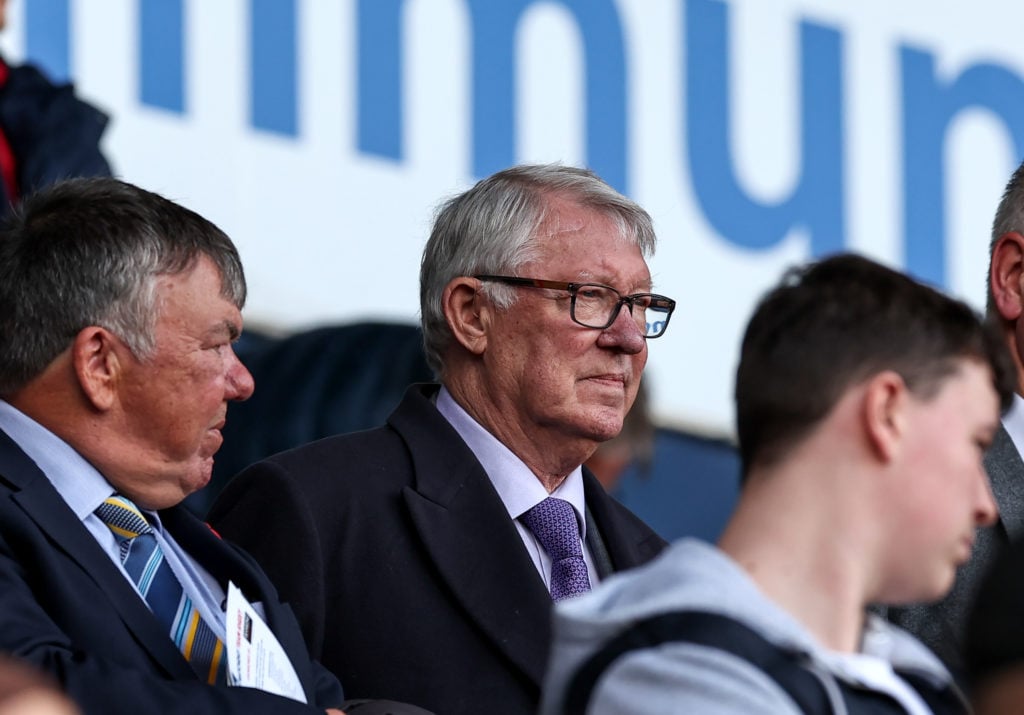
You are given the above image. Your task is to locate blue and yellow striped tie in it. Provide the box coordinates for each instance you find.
[95,495,226,684]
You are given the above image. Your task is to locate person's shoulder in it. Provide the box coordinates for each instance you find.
[544,542,807,715]
[219,422,420,510]
[3,61,54,92]
[263,421,406,469]
[560,540,722,622]
[254,386,455,477]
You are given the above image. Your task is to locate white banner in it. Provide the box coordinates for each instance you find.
[5,0,1021,435]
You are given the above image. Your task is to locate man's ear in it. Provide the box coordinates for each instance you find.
[442,277,490,356]
[862,371,908,463]
[71,326,123,411]
[991,232,1024,321]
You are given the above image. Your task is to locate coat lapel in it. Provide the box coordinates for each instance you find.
[582,468,666,572]
[0,429,194,680]
[393,386,554,688]
[986,423,1024,541]
[162,507,264,599]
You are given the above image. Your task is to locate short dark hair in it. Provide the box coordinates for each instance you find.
[735,253,1015,478]
[0,177,245,395]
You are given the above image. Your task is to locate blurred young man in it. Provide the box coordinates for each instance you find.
[888,157,1024,681]
[541,253,1014,715]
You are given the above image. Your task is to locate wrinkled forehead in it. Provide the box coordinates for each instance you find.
[528,207,650,284]
[536,193,632,236]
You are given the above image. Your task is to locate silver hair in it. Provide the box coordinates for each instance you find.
[0,177,245,395]
[419,163,657,377]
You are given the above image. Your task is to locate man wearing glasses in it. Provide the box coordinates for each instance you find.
[209,164,672,715]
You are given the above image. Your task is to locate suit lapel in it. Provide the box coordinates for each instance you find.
[0,429,194,680]
[394,386,554,688]
[163,505,328,702]
[986,423,1024,541]
[163,507,264,599]
[582,468,666,571]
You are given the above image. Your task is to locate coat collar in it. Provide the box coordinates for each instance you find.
[392,384,662,687]
[987,422,1024,541]
[393,385,552,687]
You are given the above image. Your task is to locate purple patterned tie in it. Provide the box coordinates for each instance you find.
[521,497,591,601]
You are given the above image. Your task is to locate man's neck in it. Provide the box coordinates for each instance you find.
[441,380,595,491]
[717,475,872,653]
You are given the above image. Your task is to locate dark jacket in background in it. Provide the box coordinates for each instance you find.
[0,57,112,217]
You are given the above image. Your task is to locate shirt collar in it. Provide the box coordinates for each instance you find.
[1002,393,1024,457]
[0,400,119,520]
[435,386,588,535]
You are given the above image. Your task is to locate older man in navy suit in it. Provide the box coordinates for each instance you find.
[0,178,429,714]
[210,164,672,715]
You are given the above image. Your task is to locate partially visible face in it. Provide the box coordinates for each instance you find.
[883,359,1000,603]
[481,195,651,453]
[0,690,80,715]
[109,255,254,509]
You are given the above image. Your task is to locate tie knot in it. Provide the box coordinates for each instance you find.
[94,495,153,541]
[521,497,582,561]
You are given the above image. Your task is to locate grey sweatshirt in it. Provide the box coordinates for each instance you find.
[539,539,963,715]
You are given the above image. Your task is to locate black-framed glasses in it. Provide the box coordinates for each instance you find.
[475,275,675,338]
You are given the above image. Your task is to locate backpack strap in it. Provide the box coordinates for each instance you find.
[561,610,830,715]
[898,672,968,715]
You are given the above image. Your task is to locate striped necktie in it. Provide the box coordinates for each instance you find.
[94,495,226,684]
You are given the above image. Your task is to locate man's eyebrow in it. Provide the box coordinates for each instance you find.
[576,271,653,292]
[208,320,241,342]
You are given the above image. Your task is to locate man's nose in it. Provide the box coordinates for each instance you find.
[976,472,999,528]
[598,301,646,354]
[225,348,255,401]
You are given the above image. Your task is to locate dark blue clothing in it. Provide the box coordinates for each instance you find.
[0,58,112,218]
[0,426,346,714]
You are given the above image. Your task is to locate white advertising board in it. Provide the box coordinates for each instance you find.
[4,0,1021,435]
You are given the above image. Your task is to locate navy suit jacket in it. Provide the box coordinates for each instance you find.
[0,426,344,714]
[209,383,667,715]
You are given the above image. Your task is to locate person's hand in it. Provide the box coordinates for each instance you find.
[325,709,346,715]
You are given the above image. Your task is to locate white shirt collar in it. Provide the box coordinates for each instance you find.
[435,386,588,536]
[0,400,114,519]
[1002,393,1024,458]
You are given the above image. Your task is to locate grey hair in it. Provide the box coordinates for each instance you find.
[989,159,1024,316]
[419,163,657,377]
[0,177,246,395]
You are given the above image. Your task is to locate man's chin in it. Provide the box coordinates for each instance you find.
[581,413,626,443]
[888,571,957,606]
[181,457,215,496]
